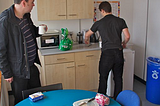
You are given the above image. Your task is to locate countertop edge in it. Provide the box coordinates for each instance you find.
[39,43,101,56]
[38,43,134,56]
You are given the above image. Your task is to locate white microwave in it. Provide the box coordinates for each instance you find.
[37,31,61,49]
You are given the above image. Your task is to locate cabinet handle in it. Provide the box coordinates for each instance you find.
[86,55,94,57]
[58,15,66,16]
[57,58,65,60]
[67,66,75,68]
[78,64,85,67]
[69,14,77,16]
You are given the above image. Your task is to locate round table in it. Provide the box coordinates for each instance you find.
[16,89,121,106]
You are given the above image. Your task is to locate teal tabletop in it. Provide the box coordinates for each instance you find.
[16,89,121,106]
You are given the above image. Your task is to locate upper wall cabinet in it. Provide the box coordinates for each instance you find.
[37,0,94,20]
[67,0,94,19]
[37,0,66,20]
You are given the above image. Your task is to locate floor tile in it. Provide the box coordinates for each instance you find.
[133,79,160,106]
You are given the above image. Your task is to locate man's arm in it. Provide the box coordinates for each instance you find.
[27,13,48,37]
[85,30,94,44]
[122,28,130,48]
[0,17,13,82]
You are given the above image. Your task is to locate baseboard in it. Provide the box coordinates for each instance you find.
[134,75,146,85]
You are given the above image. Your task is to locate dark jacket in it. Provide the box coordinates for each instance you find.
[0,5,41,79]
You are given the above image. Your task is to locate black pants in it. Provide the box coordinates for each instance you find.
[11,64,41,105]
[98,49,124,99]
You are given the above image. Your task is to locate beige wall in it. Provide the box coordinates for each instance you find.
[0,0,13,13]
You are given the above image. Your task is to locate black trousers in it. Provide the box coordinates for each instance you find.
[11,64,41,105]
[98,49,124,99]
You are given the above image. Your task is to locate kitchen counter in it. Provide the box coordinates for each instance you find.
[39,43,101,56]
[39,43,133,56]
[38,43,101,88]
[38,43,134,89]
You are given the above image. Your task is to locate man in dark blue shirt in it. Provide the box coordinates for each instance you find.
[85,1,130,99]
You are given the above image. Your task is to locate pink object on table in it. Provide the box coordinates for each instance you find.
[95,93,110,106]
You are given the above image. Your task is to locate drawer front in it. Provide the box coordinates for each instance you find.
[87,50,101,60]
[44,53,74,64]
[75,50,100,61]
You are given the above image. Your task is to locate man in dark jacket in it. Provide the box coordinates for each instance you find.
[85,1,130,99]
[0,0,47,104]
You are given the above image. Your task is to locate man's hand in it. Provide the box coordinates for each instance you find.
[85,30,94,44]
[5,77,13,83]
[85,38,90,44]
[122,41,126,48]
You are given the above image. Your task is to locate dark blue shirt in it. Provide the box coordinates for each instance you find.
[18,17,36,66]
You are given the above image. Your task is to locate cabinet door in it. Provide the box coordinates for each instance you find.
[78,0,94,19]
[88,59,99,90]
[67,0,79,19]
[75,50,100,90]
[67,0,94,19]
[45,62,75,89]
[37,0,66,20]
[75,59,99,90]
[75,61,90,90]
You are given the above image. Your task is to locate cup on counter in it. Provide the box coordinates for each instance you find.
[38,25,47,35]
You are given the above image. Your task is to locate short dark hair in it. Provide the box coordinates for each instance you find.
[14,0,29,4]
[99,1,112,13]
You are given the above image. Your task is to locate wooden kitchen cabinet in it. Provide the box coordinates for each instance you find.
[37,0,94,20]
[45,62,75,89]
[75,50,100,90]
[38,49,100,91]
[75,60,89,90]
[67,0,94,19]
[37,0,67,20]
[39,52,75,89]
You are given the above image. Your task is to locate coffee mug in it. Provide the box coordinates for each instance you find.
[39,25,46,34]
